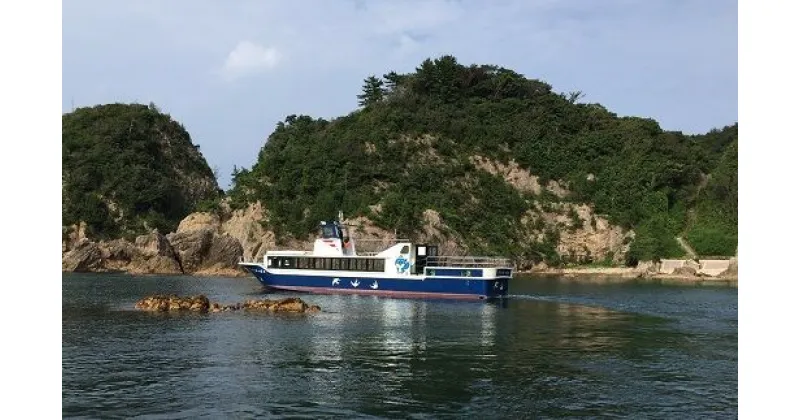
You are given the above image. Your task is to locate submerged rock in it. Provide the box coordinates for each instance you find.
[241,297,321,313]
[135,294,210,312]
[134,294,320,314]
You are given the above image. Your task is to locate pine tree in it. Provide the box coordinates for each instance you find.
[357,75,385,107]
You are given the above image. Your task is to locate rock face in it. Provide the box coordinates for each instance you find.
[721,256,738,277]
[62,239,103,272]
[176,212,221,234]
[62,230,184,274]
[62,215,243,276]
[134,294,320,314]
[167,214,245,275]
[131,231,183,274]
[167,228,215,273]
[62,222,89,253]
[98,232,183,274]
[220,202,276,262]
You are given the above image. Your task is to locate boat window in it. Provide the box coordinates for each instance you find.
[332,258,341,270]
[321,225,340,239]
[400,245,409,254]
[375,259,385,272]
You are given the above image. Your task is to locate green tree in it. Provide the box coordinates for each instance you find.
[62,103,219,238]
[357,75,386,107]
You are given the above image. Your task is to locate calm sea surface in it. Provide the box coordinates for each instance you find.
[62,273,737,419]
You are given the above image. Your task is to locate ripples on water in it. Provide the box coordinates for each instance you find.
[62,273,737,418]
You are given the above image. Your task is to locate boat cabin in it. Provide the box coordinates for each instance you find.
[313,220,356,256]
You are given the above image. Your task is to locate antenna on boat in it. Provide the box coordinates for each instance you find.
[340,164,349,219]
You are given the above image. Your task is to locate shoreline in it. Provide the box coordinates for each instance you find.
[62,268,250,278]
[64,266,737,287]
[519,267,737,286]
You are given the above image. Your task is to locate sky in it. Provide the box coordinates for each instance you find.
[62,0,737,190]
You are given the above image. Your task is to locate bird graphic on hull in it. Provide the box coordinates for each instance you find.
[370,281,379,290]
[350,280,360,288]
[332,278,341,286]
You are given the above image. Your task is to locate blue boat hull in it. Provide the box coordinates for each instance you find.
[241,266,509,300]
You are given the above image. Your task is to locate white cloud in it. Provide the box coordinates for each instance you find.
[221,41,280,80]
[370,0,462,35]
[392,33,421,59]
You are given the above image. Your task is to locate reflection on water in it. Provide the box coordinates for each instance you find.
[379,299,414,374]
[63,273,737,418]
[479,303,496,349]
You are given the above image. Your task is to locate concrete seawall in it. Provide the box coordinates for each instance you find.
[658,259,733,277]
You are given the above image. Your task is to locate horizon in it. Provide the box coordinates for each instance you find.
[63,0,737,190]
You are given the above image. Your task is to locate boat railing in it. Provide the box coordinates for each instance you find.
[352,238,410,254]
[425,256,513,268]
[354,238,411,244]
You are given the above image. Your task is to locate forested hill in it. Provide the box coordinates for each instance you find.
[227,56,736,265]
[62,103,221,239]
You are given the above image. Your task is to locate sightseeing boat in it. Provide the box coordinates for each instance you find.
[238,216,513,300]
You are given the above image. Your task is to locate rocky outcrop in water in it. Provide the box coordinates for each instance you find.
[134,295,321,314]
[135,294,210,312]
[241,297,321,313]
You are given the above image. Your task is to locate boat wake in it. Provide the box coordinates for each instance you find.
[505,294,568,302]
[505,294,675,322]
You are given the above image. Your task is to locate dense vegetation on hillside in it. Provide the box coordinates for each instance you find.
[228,56,737,264]
[685,128,738,256]
[62,103,221,238]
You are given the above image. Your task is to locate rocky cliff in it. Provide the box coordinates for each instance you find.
[62,219,244,276]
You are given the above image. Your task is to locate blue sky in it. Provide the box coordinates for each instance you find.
[62,0,737,189]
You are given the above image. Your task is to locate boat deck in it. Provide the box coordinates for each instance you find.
[424,256,512,268]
